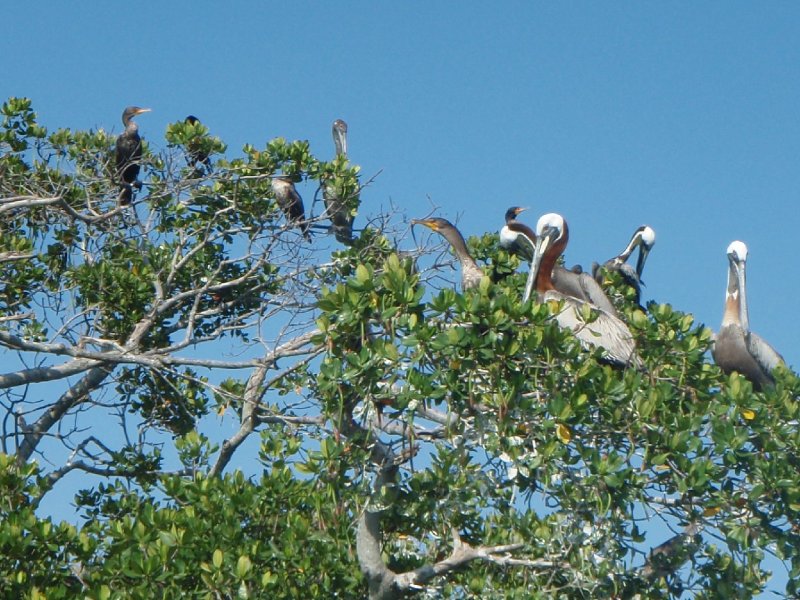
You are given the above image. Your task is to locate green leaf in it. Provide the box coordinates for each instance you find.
[236,555,252,578]
[212,549,223,569]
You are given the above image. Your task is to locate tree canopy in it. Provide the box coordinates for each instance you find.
[2,97,800,599]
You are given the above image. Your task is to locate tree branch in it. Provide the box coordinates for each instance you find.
[0,358,101,389]
[16,365,112,463]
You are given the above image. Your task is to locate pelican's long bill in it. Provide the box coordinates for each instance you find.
[332,119,348,157]
[524,226,555,303]
[729,242,749,332]
[635,244,651,281]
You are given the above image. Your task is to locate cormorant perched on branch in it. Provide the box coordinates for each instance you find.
[323,119,356,245]
[184,115,211,174]
[411,217,483,291]
[499,206,534,262]
[271,176,311,240]
[115,106,150,205]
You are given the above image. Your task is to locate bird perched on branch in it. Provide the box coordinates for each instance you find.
[184,115,211,175]
[713,241,784,390]
[323,118,356,245]
[525,213,641,368]
[499,206,534,262]
[501,209,618,315]
[115,106,150,205]
[412,217,483,291]
[592,225,656,306]
[271,176,311,240]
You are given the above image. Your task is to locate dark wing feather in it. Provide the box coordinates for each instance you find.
[116,131,142,184]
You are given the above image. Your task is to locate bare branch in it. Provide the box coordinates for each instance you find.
[0,195,63,214]
[16,365,112,463]
[208,363,266,478]
[0,358,100,389]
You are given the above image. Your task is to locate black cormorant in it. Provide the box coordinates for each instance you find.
[115,106,151,205]
[184,115,211,174]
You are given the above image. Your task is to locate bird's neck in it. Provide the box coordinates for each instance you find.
[441,227,478,270]
[721,293,740,327]
[722,262,747,329]
[536,250,557,292]
[537,226,568,293]
[618,233,640,262]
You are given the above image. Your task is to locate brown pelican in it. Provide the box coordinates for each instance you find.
[712,241,784,390]
[504,214,618,316]
[525,213,641,367]
[115,106,151,205]
[271,176,311,240]
[323,119,356,245]
[184,115,211,174]
[411,217,483,291]
[592,225,655,305]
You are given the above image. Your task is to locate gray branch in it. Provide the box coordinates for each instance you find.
[16,366,112,463]
[351,416,551,600]
[0,358,101,389]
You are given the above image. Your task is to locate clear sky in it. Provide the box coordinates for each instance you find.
[5,2,800,592]
[6,3,800,365]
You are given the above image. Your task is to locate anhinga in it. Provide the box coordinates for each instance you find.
[184,115,211,174]
[525,213,641,368]
[592,225,656,305]
[271,176,311,240]
[323,118,356,245]
[712,241,784,390]
[411,217,483,291]
[115,106,151,205]
[502,212,618,315]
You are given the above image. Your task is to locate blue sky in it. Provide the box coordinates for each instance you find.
[5,2,800,591]
[9,2,797,363]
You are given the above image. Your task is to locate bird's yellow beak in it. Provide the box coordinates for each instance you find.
[411,218,438,232]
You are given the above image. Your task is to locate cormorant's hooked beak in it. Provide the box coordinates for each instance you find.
[135,108,152,115]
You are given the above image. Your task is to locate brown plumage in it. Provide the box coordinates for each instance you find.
[323,118,356,245]
[502,212,618,316]
[412,217,483,291]
[271,176,311,240]
[526,213,641,368]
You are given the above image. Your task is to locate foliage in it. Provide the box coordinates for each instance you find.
[1,97,799,598]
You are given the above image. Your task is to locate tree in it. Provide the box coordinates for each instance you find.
[1,97,800,599]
